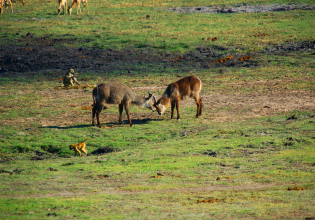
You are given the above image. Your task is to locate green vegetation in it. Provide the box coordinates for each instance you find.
[0,0,315,219]
[1,0,315,52]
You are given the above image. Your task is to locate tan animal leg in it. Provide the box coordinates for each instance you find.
[124,103,133,127]
[73,77,80,85]
[83,1,89,14]
[92,102,105,128]
[2,0,13,13]
[194,95,202,117]
[198,95,203,117]
[92,108,97,126]
[9,0,13,12]
[171,101,175,119]
[75,147,81,156]
[175,100,180,120]
[82,148,87,156]
[77,1,80,15]
[68,2,76,15]
[96,110,101,128]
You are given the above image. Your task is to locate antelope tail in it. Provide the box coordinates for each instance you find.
[92,85,99,106]
[96,85,99,103]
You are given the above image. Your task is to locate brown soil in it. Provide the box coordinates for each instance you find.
[168,4,315,14]
[1,182,284,199]
[1,83,314,128]
[0,39,314,79]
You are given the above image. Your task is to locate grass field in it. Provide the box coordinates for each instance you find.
[0,0,315,219]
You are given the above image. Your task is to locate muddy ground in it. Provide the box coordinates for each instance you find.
[0,40,315,79]
[1,3,315,78]
[168,4,315,14]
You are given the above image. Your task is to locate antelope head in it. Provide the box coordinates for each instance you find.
[153,95,167,115]
[143,90,156,110]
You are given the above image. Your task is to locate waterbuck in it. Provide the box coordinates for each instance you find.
[92,83,155,127]
[153,76,202,120]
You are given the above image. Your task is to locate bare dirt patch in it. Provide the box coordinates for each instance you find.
[168,4,315,14]
[1,40,315,79]
[1,83,314,128]
[0,182,284,199]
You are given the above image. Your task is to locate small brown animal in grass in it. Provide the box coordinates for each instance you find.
[69,138,96,156]
[63,69,80,87]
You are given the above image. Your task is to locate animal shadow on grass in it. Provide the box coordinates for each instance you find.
[39,124,92,129]
[101,117,163,127]
[39,118,162,129]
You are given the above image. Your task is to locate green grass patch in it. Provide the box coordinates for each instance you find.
[0,0,315,219]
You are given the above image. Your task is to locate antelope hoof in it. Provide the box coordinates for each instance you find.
[177,118,181,121]
[130,124,134,127]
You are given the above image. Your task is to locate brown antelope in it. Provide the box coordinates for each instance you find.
[68,0,88,15]
[92,83,155,128]
[153,76,202,120]
[57,0,67,15]
[0,0,13,13]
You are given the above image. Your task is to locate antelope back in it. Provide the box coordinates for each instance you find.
[172,75,202,98]
[94,83,134,105]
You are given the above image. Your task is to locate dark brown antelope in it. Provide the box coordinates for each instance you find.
[153,76,202,120]
[57,0,67,15]
[92,83,155,127]
[68,0,88,15]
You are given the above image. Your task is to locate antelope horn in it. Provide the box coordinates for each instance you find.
[153,95,157,104]
[148,90,154,98]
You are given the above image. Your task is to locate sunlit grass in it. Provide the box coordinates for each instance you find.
[0,0,315,219]
[1,0,315,52]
